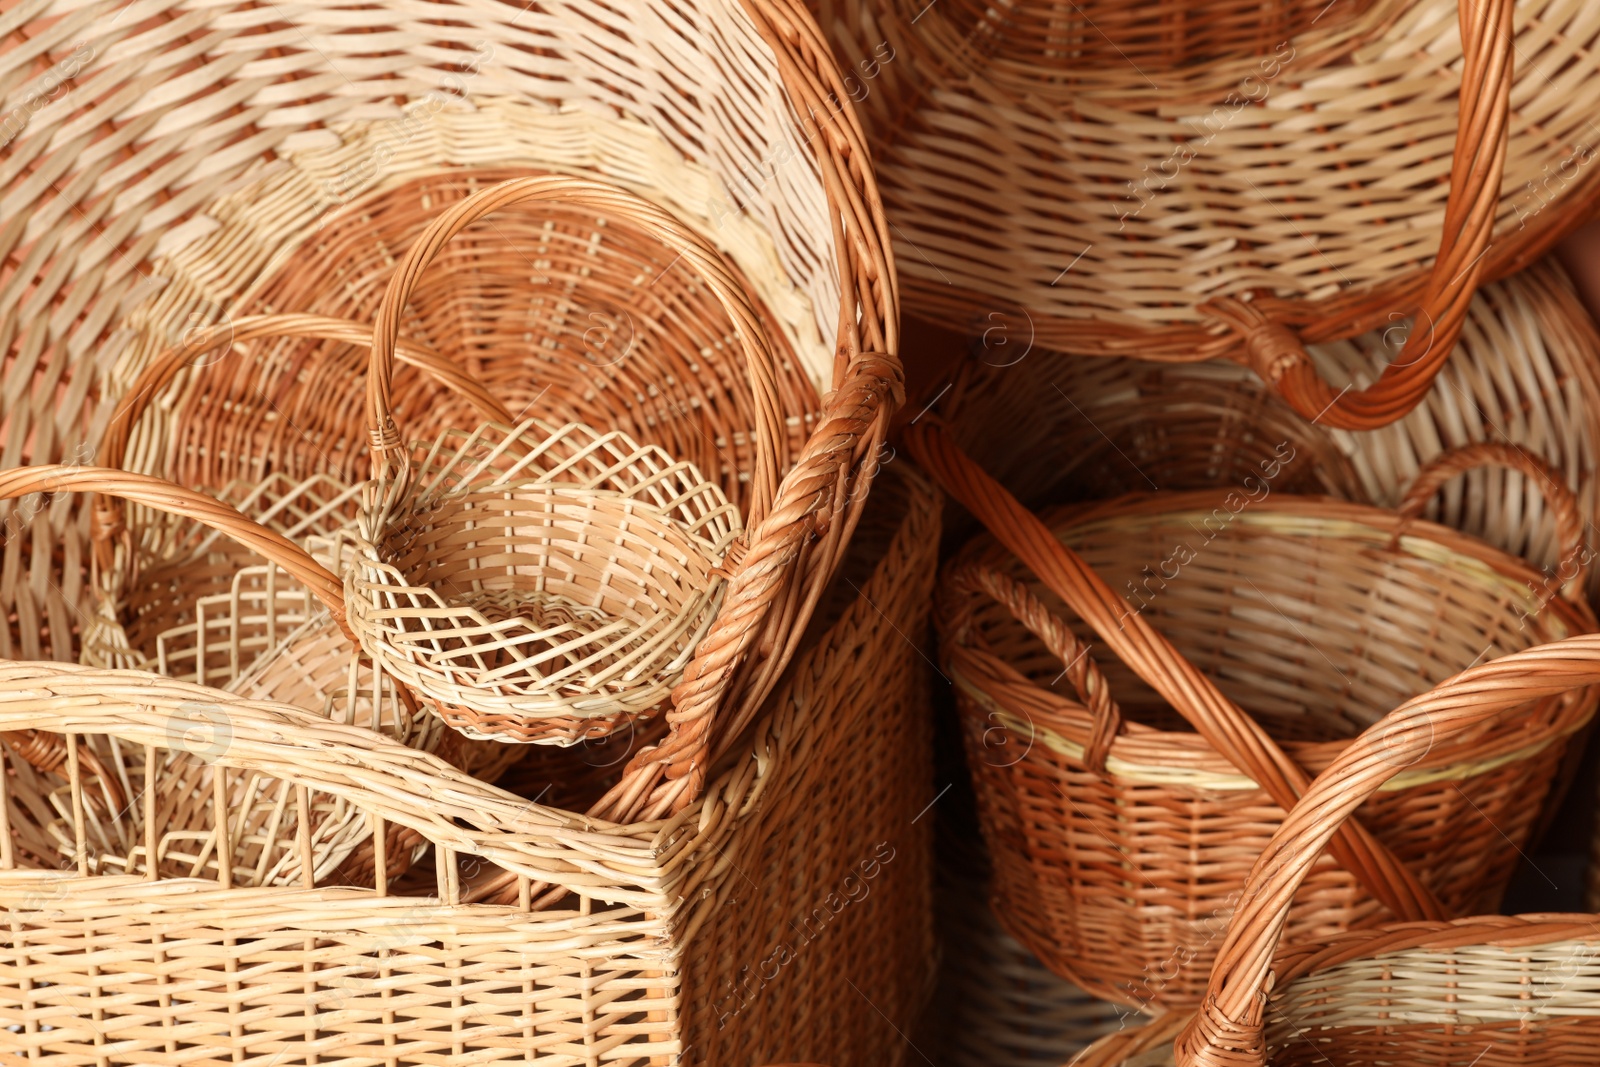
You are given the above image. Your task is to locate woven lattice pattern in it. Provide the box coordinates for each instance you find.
[352,419,741,743]
[938,490,1598,1011]
[1070,637,1600,1066]
[0,462,936,1066]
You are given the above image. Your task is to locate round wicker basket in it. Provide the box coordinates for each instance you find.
[922,433,1598,1012]
[1068,634,1600,1067]
[0,0,900,826]
[818,0,1600,428]
[939,258,1600,590]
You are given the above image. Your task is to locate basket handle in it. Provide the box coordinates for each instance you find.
[1198,0,1514,431]
[1397,442,1590,598]
[0,466,349,641]
[945,562,1123,771]
[902,421,1446,923]
[94,312,514,567]
[593,350,902,821]
[367,176,785,529]
[1175,633,1600,1066]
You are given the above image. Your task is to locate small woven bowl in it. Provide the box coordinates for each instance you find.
[349,420,741,743]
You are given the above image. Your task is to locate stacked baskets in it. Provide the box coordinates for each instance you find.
[0,0,935,1063]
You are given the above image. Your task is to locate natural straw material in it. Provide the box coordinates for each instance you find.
[1067,633,1600,1067]
[351,418,741,743]
[921,432,1597,1011]
[0,461,938,1067]
[348,176,767,746]
[0,0,898,700]
[939,259,1600,584]
[820,0,1600,427]
[231,168,823,517]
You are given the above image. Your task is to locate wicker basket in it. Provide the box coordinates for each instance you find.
[1068,633,1600,1067]
[0,460,938,1067]
[0,0,898,795]
[0,465,435,887]
[817,0,1600,428]
[938,258,1600,583]
[914,427,1598,1013]
[348,175,771,747]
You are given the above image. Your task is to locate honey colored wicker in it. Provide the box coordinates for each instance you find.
[86,314,512,674]
[818,0,1600,428]
[1067,633,1600,1067]
[227,167,823,517]
[0,460,938,1067]
[0,0,898,746]
[915,428,1597,1012]
[940,258,1600,582]
[349,175,767,747]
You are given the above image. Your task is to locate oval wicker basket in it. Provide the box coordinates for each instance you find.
[938,258,1600,590]
[0,459,939,1067]
[819,0,1600,428]
[919,431,1598,1012]
[0,0,900,827]
[1068,633,1600,1067]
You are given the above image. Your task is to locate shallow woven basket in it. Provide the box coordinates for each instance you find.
[1068,633,1600,1067]
[353,416,741,742]
[939,258,1600,583]
[0,0,899,821]
[818,0,1600,428]
[0,460,938,1067]
[917,431,1599,1013]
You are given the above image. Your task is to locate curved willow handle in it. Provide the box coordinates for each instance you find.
[0,466,349,641]
[1397,441,1590,597]
[902,420,1446,924]
[1176,633,1600,1066]
[1200,0,1514,431]
[944,561,1123,771]
[367,175,784,528]
[95,311,513,570]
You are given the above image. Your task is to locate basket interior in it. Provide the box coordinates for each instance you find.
[968,507,1576,743]
[228,168,819,518]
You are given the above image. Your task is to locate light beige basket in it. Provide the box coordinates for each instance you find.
[0,460,939,1067]
[352,417,742,743]
[0,1,900,803]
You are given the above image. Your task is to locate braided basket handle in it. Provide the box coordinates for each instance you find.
[0,466,349,640]
[902,421,1446,923]
[367,176,785,528]
[946,561,1123,771]
[1200,0,1514,431]
[1175,633,1600,1067]
[1397,442,1590,598]
[94,312,514,570]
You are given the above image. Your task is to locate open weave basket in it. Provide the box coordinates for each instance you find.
[348,175,774,747]
[0,465,440,887]
[0,461,938,1067]
[818,0,1600,428]
[352,417,742,743]
[0,0,899,818]
[917,429,1599,1012]
[938,257,1600,590]
[1069,633,1600,1067]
